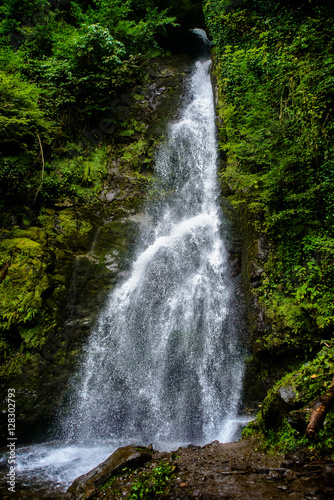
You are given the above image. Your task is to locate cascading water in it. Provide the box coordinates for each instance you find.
[4,30,246,495]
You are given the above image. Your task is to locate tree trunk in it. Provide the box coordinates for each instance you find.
[305,376,334,439]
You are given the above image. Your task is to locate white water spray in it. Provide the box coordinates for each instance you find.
[8,30,245,494]
[63,31,244,448]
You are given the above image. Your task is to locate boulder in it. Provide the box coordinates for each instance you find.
[66,445,153,499]
[277,384,297,405]
[260,383,300,433]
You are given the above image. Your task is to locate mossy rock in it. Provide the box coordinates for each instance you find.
[0,233,50,335]
[244,345,334,455]
[67,445,153,499]
[38,208,93,251]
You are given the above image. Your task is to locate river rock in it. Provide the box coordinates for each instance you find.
[66,445,153,499]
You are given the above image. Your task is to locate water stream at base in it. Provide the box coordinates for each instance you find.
[3,30,247,496]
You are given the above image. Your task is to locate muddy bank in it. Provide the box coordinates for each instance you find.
[65,439,334,499]
[166,439,334,499]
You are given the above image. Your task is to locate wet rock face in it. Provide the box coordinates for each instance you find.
[0,209,142,444]
[66,445,153,499]
[62,216,141,345]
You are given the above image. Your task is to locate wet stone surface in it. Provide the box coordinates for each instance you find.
[64,440,334,500]
[165,440,334,499]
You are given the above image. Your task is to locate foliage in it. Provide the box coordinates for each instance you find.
[35,22,127,113]
[128,462,176,499]
[86,0,178,54]
[244,344,334,455]
[0,0,187,375]
[0,145,109,207]
[205,0,334,343]
[0,155,33,202]
[0,70,54,145]
[42,146,109,201]
[205,0,334,454]
[0,0,183,225]
[0,0,178,155]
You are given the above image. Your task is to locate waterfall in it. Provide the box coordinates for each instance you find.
[63,29,245,449]
[7,30,246,494]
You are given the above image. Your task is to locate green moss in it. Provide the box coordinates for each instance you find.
[0,236,49,330]
[127,462,176,499]
[244,345,334,455]
[0,217,78,373]
[38,209,92,250]
[101,476,117,490]
[120,139,149,169]
[132,93,145,101]
[41,146,109,202]
[0,351,31,378]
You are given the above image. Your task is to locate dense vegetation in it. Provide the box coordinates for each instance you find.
[0,0,201,208]
[0,0,176,206]
[204,0,334,455]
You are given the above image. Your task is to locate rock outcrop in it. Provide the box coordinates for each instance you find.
[66,445,153,499]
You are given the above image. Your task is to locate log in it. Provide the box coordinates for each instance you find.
[305,376,334,439]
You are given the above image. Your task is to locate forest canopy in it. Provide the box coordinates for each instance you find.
[0,1,201,205]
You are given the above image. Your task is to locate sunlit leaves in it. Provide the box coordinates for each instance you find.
[0,70,53,143]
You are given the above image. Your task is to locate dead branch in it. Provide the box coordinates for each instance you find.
[33,133,45,205]
[305,375,334,439]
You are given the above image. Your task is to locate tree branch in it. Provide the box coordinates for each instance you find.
[33,133,45,205]
[305,375,334,439]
